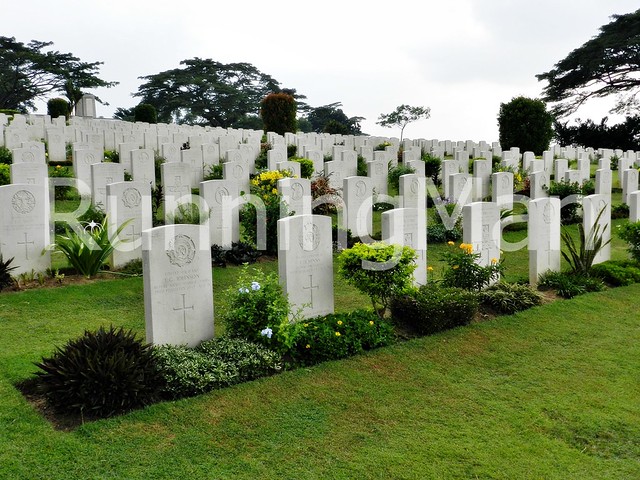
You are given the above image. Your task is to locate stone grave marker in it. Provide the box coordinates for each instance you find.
[622,168,639,205]
[629,191,640,222]
[583,193,611,265]
[367,157,388,196]
[528,197,561,284]
[277,214,334,319]
[131,148,156,188]
[91,162,124,211]
[462,201,500,267]
[529,171,549,200]
[449,173,472,205]
[595,169,612,196]
[142,224,214,347]
[555,158,568,182]
[343,176,373,239]
[72,147,103,196]
[200,179,240,248]
[278,177,311,217]
[161,162,192,223]
[492,171,513,210]
[381,207,427,286]
[223,160,250,195]
[399,174,425,210]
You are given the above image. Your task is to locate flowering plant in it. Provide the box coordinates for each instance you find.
[440,242,504,291]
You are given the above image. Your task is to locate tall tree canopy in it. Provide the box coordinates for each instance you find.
[376,104,430,142]
[536,9,640,116]
[303,102,364,135]
[134,58,304,128]
[0,36,116,112]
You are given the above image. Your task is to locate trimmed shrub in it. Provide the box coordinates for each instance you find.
[498,96,554,155]
[286,310,394,367]
[47,98,69,119]
[290,157,315,178]
[211,241,261,267]
[154,337,282,399]
[390,284,479,336]
[260,93,297,135]
[134,103,157,124]
[590,260,640,286]
[544,179,594,224]
[611,203,629,219]
[617,220,640,263]
[33,326,164,418]
[0,164,9,186]
[478,282,542,314]
[538,271,605,298]
[0,146,12,165]
[388,164,415,192]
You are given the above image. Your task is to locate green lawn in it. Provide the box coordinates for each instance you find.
[1,256,639,478]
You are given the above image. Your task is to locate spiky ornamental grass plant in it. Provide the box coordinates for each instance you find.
[561,207,611,275]
[46,217,130,278]
[0,255,17,291]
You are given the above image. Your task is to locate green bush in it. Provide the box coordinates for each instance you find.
[426,223,462,243]
[338,242,417,316]
[33,326,164,418]
[104,150,120,163]
[154,337,282,399]
[478,282,542,314]
[357,154,368,176]
[49,165,74,200]
[116,259,143,276]
[47,98,69,119]
[211,241,261,267]
[254,143,270,170]
[204,163,223,181]
[286,310,394,367]
[497,96,554,155]
[134,103,157,123]
[0,146,12,165]
[311,174,340,215]
[388,164,416,192]
[166,202,209,225]
[617,220,640,263]
[538,271,605,298]
[590,260,640,286]
[220,265,291,350]
[290,157,315,179]
[545,179,594,224]
[287,144,297,158]
[0,255,17,291]
[611,203,629,219]
[390,284,479,336]
[441,242,504,291]
[422,153,442,185]
[260,93,297,135]
[0,163,9,186]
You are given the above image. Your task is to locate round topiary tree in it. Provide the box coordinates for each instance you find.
[47,98,69,120]
[498,96,554,155]
[134,103,158,123]
[260,93,297,135]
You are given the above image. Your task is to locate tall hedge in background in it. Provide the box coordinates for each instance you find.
[498,96,554,155]
[134,103,157,124]
[47,98,69,120]
[260,93,297,135]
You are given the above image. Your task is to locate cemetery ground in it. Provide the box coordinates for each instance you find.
[0,224,639,478]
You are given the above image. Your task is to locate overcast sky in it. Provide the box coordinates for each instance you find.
[6,0,639,142]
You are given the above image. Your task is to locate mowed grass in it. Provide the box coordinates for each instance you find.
[0,254,639,478]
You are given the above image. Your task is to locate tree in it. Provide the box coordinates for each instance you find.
[113,107,134,122]
[260,92,297,135]
[0,36,116,112]
[47,97,69,119]
[134,103,157,123]
[376,104,430,142]
[497,96,554,155]
[134,58,302,128]
[303,102,364,135]
[536,9,640,116]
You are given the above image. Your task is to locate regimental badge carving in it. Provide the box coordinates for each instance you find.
[122,188,142,208]
[166,234,196,267]
[291,182,303,200]
[298,222,320,251]
[140,151,150,161]
[11,190,36,214]
[85,153,95,164]
[215,187,230,205]
[22,151,35,162]
[410,179,419,195]
[543,201,554,224]
[355,180,367,197]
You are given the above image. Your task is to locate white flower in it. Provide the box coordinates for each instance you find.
[251,281,261,291]
[260,327,273,339]
[238,287,249,294]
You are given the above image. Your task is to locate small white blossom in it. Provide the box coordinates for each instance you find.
[251,281,261,291]
[238,287,249,294]
[260,327,273,338]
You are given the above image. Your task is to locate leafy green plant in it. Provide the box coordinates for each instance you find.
[260,92,297,135]
[211,241,261,267]
[388,164,415,192]
[0,146,12,165]
[290,157,315,178]
[49,165,74,200]
[116,259,143,276]
[338,242,417,316]
[286,310,394,367]
[478,282,543,314]
[154,337,282,399]
[220,265,291,351]
[590,260,640,286]
[0,163,9,186]
[538,271,605,298]
[134,103,157,123]
[47,217,129,278]
[617,220,640,262]
[611,203,629,219]
[422,153,442,185]
[441,242,504,291]
[544,179,595,224]
[0,255,17,291]
[166,202,209,225]
[203,163,223,181]
[561,207,610,275]
[103,150,119,163]
[33,325,164,418]
[47,97,69,119]
[426,223,463,243]
[311,173,340,215]
[390,284,479,335]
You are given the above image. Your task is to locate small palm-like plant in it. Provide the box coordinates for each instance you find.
[561,206,611,275]
[0,255,18,291]
[47,217,130,278]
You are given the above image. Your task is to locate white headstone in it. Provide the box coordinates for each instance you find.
[399,174,425,210]
[529,171,549,200]
[131,148,156,188]
[381,207,427,286]
[594,169,612,196]
[91,162,124,211]
[449,173,472,205]
[462,202,501,267]
[622,168,639,205]
[343,176,373,238]
[277,214,334,319]
[582,193,611,265]
[200,179,240,248]
[492,171,513,210]
[142,224,214,347]
[278,177,311,217]
[629,190,640,222]
[528,197,561,284]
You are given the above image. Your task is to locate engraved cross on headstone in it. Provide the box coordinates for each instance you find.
[17,232,34,259]
[173,293,194,332]
[303,274,319,306]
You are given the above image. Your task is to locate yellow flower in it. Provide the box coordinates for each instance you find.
[56,165,61,169]
[369,321,374,326]
[453,265,459,270]
[337,320,343,325]
[447,241,454,246]
[427,266,434,271]
[303,323,308,327]
[272,188,278,195]
[491,258,498,264]
[459,243,466,249]
[335,331,341,337]
[305,344,311,349]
